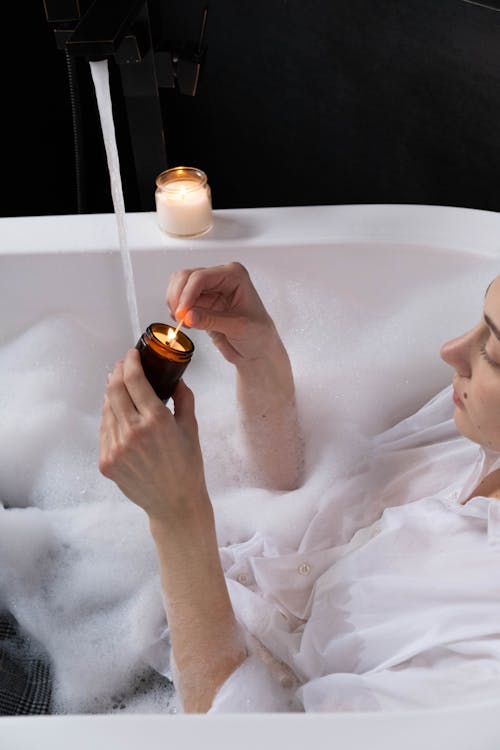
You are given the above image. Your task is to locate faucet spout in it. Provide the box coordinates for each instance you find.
[65,0,146,60]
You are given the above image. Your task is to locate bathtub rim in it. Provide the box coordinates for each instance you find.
[1,204,500,257]
[2,203,500,745]
[2,696,500,750]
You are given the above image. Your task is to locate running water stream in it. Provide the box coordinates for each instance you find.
[90,60,141,342]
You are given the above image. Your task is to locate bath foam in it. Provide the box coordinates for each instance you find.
[0,311,365,712]
[0,317,174,712]
[0,500,173,713]
[0,316,118,510]
[258,259,496,435]
[0,255,496,713]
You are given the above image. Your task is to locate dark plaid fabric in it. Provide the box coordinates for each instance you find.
[0,612,52,715]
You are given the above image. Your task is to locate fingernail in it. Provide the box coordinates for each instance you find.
[186,310,197,326]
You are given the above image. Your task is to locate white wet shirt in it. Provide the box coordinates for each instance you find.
[209,385,500,712]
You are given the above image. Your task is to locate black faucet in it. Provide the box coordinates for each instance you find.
[65,0,147,60]
[44,0,168,211]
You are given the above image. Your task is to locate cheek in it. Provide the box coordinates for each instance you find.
[472,380,500,425]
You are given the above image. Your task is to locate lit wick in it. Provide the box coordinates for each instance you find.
[166,317,185,350]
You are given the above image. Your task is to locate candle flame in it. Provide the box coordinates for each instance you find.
[167,318,185,346]
[179,185,186,200]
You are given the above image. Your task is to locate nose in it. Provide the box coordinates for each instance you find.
[440,325,480,378]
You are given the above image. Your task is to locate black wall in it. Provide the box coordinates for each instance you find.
[6,0,500,216]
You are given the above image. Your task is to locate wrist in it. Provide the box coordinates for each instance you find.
[236,338,295,399]
[148,488,214,541]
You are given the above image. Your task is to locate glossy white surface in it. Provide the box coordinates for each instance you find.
[2,701,500,750]
[2,204,500,254]
[1,204,500,747]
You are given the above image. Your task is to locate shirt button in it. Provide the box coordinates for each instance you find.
[298,562,311,576]
[237,573,249,584]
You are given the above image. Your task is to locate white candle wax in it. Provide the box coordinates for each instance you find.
[156,179,212,237]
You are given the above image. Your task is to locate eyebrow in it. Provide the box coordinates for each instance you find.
[484,314,500,343]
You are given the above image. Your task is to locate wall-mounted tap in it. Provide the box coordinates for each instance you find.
[44,0,207,210]
[65,0,147,60]
[43,0,168,211]
[43,0,82,24]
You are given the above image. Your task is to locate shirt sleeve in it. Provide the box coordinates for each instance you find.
[299,645,500,712]
[209,634,301,713]
[211,640,500,713]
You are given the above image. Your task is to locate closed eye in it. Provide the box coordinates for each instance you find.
[480,343,500,370]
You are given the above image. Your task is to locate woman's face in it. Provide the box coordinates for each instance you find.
[440,275,500,452]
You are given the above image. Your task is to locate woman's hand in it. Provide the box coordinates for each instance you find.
[166,262,280,365]
[99,349,246,712]
[167,261,303,491]
[99,349,209,525]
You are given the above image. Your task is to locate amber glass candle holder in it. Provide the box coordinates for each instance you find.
[136,323,195,402]
[155,167,213,237]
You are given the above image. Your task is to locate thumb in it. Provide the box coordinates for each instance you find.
[184,307,246,338]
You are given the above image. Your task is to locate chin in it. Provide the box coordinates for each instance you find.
[453,410,479,445]
[454,412,500,453]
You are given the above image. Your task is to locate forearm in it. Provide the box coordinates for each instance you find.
[150,503,246,713]
[165,263,303,490]
[100,351,245,711]
[236,337,303,491]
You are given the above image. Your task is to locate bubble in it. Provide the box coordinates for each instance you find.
[0,253,494,713]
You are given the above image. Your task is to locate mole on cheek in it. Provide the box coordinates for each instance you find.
[463,392,468,400]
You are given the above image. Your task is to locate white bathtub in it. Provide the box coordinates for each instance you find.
[2,204,500,748]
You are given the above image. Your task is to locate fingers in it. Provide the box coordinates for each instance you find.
[177,265,242,316]
[121,349,164,416]
[106,359,139,422]
[166,263,249,322]
[184,307,249,339]
[172,379,197,431]
[99,394,119,477]
[166,267,203,320]
[172,381,204,451]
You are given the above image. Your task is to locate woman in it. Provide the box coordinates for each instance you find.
[99,263,500,713]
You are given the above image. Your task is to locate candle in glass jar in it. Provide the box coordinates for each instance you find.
[136,323,195,402]
[155,167,213,237]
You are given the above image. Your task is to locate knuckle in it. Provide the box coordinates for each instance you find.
[190,268,208,286]
[170,269,189,293]
[145,408,166,430]
[229,261,248,277]
[123,361,142,387]
[99,454,114,478]
[171,268,189,282]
